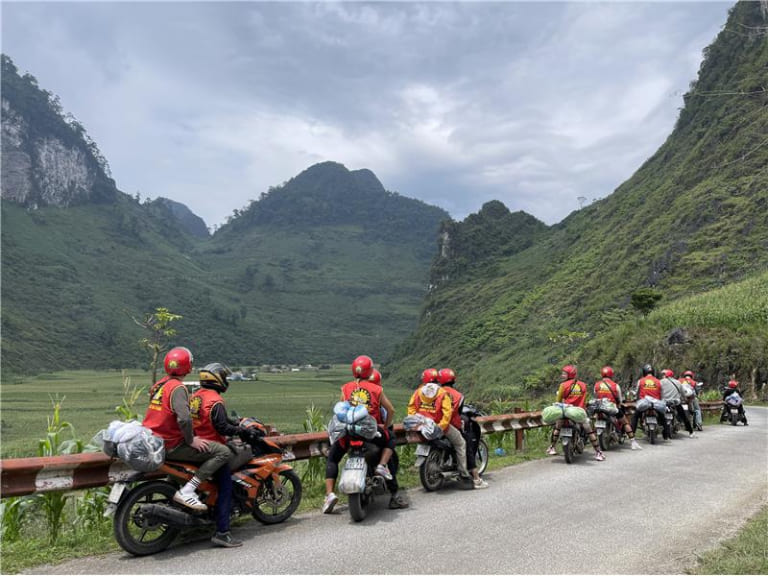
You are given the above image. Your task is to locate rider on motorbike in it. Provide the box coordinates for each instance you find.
[593,365,642,450]
[323,356,407,514]
[438,368,488,489]
[142,347,231,513]
[721,376,748,425]
[408,369,471,480]
[659,369,696,438]
[190,362,264,547]
[546,365,605,461]
[631,364,667,437]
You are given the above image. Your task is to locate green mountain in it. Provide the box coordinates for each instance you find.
[1,55,448,375]
[389,1,768,395]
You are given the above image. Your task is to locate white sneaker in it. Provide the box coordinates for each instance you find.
[322,492,338,514]
[631,439,642,450]
[546,445,557,456]
[473,478,489,489]
[689,432,697,438]
[375,464,393,481]
[173,489,207,512]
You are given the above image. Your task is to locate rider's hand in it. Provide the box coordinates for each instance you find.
[190,436,210,452]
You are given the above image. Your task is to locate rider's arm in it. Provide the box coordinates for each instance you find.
[407,392,418,416]
[170,385,195,445]
[210,402,240,438]
[438,393,453,431]
[555,382,564,403]
[380,393,394,428]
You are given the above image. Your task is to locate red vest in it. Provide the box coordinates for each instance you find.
[558,379,587,408]
[410,387,449,425]
[341,380,383,425]
[190,388,226,444]
[142,377,187,449]
[442,386,464,429]
[637,376,662,400]
[594,378,620,403]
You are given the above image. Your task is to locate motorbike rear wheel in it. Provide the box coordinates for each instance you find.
[114,480,181,556]
[419,449,445,492]
[348,491,370,522]
[476,439,489,476]
[730,411,740,426]
[252,469,302,524]
[649,428,657,445]
[563,440,574,464]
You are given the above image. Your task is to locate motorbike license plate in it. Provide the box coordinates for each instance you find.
[646,416,657,425]
[595,420,606,429]
[415,444,431,457]
[107,482,127,504]
[344,456,366,470]
[560,427,573,437]
[730,408,739,414]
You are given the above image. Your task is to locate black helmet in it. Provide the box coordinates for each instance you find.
[199,362,232,393]
[642,364,654,376]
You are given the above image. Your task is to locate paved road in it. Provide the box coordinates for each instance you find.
[30,407,767,574]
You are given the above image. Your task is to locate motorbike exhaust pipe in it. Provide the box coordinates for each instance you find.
[138,503,210,527]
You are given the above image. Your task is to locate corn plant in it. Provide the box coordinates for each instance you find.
[74,487,111,533]
[36,396,83,544]
[300,403,326,487]
[114,370,146,422]
[0,497,32,542]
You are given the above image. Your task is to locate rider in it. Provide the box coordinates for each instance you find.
[680,370,703,430]
[407,369,471,480]
[323,356,407,514]
[142,347,231,512]
[659,369,696,438]
[630,364,667,437]
[546,365,605,461]
[721,375,748,425]
[190,362,261,548]
[438,368,488,489]
[592,365,642,450]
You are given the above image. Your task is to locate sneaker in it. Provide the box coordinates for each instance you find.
[388,492,409,509]
[630,439,642,450]
[322,492,338,514]
[595,450,605,462]
[173,489,207,512]
[689,432,697,438]
[473,478,489,489]
[375,464,393,481]
[211,531,243,548]
[546,445,557,456]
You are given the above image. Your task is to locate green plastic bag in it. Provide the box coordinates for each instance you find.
[542,404,566,424]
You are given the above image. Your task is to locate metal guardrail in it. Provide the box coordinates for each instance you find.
[0,402,723,498]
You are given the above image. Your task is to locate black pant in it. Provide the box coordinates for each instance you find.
[462,415,479,471]
[631,407,666,434]
[674,405,694,433]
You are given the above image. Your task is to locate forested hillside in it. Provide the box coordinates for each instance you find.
[389,1,768,396]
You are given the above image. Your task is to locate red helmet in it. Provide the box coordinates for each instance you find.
[438,368,456,385]
[562,365,577,379]
[368,369,382,386]
[682,370,694,379]
[164,347,193,376]
[601,366,614,378]
[421,368,439,384]
[661,369,674,378]
[351,355,374,380]
[728,379,738,388]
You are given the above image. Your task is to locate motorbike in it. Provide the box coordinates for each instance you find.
[664,403,679,438]
[107,419,302,556]
[638,406,660,445]
[723,393,746,426]
[414,404,489,491]
[588,400,625,452]
[558,417,587,464]
[337,432,391,522]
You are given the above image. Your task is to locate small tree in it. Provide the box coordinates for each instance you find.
[630,288,663,316]
[129,307,183,384]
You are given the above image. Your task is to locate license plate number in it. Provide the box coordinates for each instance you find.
[560,427,573,437]
[107,483,127,504]
[595,420,606,429]
[646,416,657,425]
[731,408,739,414]
[415,444,431,456]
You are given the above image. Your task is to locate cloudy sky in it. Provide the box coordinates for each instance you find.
[2,1,732,228]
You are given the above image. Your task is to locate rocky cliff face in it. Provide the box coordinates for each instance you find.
[2,96,99,208]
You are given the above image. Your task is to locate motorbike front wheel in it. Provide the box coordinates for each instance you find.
[419,449,445,492]
[348,491,370,522]
[114,480,181,556]
[252,469,302,524]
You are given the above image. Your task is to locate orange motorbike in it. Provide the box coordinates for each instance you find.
[108,418,302,556]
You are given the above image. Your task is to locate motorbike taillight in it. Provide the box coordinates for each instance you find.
[349,440,364,447]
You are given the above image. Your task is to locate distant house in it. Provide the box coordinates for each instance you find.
[291,368,300,372]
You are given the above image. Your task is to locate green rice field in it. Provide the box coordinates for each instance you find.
[0,367,415,459]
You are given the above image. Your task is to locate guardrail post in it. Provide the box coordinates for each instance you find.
[514,407,524,451]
